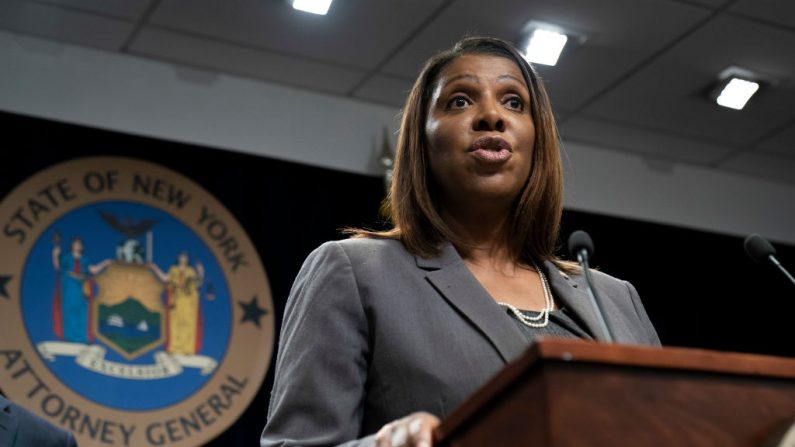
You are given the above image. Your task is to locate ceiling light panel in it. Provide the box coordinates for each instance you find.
[716,77,759,110]
[524,29,568,66]
[292,0,332,15]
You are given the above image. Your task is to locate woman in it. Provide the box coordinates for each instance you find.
[52,236,110,343]
[261,37,659,447]
[150,252,205,355]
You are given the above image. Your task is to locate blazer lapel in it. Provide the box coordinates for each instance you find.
[0,397,19,447]
[418,243,528,363]
[541,260,605,341]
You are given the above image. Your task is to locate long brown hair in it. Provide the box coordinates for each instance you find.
[350,36,571,270]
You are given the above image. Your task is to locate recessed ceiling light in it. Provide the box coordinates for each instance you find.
[715,77,759,110]
[292,0,332,15]
[524,29,568,66]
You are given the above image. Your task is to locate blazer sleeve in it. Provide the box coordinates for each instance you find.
[261,241,375,447]
[624,280,661,346]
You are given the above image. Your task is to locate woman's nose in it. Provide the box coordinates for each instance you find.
[473,101,505,132]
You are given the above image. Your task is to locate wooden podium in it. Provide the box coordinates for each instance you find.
[434,339,795,446]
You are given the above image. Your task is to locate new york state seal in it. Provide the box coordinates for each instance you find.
[0,157,274,446]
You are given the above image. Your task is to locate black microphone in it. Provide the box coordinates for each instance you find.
[744,234,795,288]
[567,230,615,343]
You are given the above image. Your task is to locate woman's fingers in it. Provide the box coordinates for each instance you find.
[374,421,394,447]
[391,424,408,446]
[374,412,441,447]
[408,413,440,447]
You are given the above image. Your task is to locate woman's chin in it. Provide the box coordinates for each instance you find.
[470,177,524,199]
[447,184,522,212]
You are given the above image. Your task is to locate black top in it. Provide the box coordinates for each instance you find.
[503,306,592,343]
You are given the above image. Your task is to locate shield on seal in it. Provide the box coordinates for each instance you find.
[93,262,165,360]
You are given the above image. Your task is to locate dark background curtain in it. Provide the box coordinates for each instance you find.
[1,111,793,445]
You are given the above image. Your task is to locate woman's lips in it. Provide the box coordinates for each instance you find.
[471,148,512,162]
[469,136,512,163]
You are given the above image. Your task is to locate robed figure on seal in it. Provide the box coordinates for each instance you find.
[150,252,205,356]
[51,235,110,343]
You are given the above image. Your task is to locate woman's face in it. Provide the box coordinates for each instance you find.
[425,54,535,214]
[178,253,188,266]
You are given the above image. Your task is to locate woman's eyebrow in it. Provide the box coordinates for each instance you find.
[443,74,480,86]
[497,74,523,83]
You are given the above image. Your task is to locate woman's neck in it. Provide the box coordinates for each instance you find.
[440,207,518,271]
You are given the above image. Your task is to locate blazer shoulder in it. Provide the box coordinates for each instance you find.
[328,237,411,264]
[295,238,413,296]
[585,268,632,290]
[333,236,404,251]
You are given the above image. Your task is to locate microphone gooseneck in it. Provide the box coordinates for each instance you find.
[567,230,615,343]
[744,234,795,288]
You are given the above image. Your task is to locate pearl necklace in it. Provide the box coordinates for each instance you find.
[497,262,554,328]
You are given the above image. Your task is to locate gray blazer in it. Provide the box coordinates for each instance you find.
[261,238,660,447]
[0,396,77,447]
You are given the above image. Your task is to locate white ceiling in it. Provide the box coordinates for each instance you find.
[1,0,793,185]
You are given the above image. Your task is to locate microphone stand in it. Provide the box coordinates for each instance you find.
[577,250,616,343]
[766,254,795,288]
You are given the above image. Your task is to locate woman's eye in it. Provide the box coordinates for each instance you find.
[447,96,470,109]
[506,97,524,110]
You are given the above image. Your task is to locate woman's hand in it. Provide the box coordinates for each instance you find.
[374,412,440,447]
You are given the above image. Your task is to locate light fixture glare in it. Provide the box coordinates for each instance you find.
[292,0,332,15]
[716,77,759,110]
[524,29,568,66]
